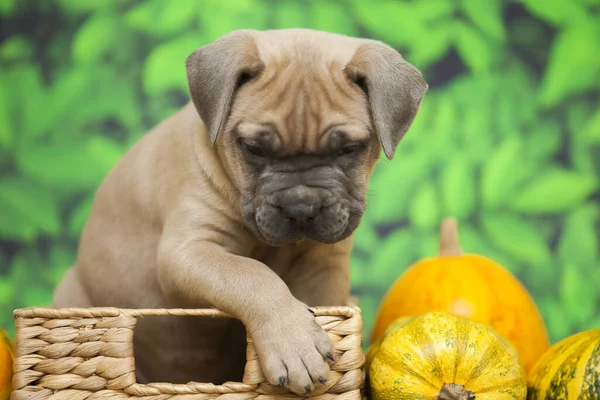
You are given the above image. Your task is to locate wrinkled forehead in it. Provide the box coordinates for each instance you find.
[230,36,372,151]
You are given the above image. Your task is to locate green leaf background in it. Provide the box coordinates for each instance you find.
[0,0,599,348]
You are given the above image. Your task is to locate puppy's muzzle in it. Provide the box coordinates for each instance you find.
[254,185,348,244]
[271,185,330,225]
[280,199,321,225]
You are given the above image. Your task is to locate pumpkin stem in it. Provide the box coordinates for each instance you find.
[439,218,463,257]
[438,383,476,400]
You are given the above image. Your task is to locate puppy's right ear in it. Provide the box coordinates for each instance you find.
[185,30,264,145]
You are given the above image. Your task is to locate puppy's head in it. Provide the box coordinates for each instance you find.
[186,29,428,246]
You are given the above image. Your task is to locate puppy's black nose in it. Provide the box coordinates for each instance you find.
[282,203,320,223]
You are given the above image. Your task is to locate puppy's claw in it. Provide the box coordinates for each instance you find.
[307,308,315,314]
[326,352,335,362]
[279,376,286,387]
[318,376,326,384]
[305,385,312,394]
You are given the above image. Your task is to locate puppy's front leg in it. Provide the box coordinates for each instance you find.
[157,215,333,395]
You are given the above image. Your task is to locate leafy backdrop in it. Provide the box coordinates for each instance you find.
[0,0,599,346]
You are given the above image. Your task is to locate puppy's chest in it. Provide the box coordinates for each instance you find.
[250,245,301,277]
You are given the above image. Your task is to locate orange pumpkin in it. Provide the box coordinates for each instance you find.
[0,328,13,399]
[371,217,549,375]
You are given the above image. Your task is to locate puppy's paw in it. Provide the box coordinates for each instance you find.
[251,307,333,395]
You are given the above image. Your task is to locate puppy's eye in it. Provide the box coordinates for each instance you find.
[241,141,266,157]
[339,143,362,156]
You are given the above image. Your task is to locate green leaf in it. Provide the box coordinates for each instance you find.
[570,138,596,174]
[0,35,33,61]
[309,1,358,36]
[10,248,42,288]
[452,78,495,163]
[350,1,422,46]
[0,277,14,304]
[453,22,495,74]
[441,155,476,219]
[422,95,458,160]
[353,217,379,257]
[525,121,561,162]
[583,108,600,144]
[355,294,380,345]
[409,22,453,68]
[519,0,588,26]
[2,65,47,143]
[10,248,56,309]
[20,64,142,149]
[72,12,120,63]
[366,152,432,224]
[143,35,201,95]
[125,0,197,37]
[539,297,572,343]
[350,253,369,288]
[32,68,90,142]
[413,0,456,21]
[560,263,596,326]
[0,0,17,16]
[56,0,128,14]
[567,100,593,135]
[582,316,600,332]
[430,89,458,144]
[510,168,598,214]
[481,213,551,264]
[557,204,598,268]
[503,64,538,126]
[48,245,74,286]
[409,182,440,231]
[0,79,12,150]
[370,229,417,287]
[273,0,307,28]
[55,66,142,133]
[458,223,521,274]
[460,0,505,42]
[17,136,122,191]
[418,231,440,260]
[68,194,95,237]
[198,0,269,43]
[481,136,524,208]
[539,18,600,107]
[23,284,54,308]
[0,177,60,241]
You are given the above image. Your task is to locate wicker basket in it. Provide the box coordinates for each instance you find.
[11,306,365,400]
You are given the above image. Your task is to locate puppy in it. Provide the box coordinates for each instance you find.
[54,28,427,395]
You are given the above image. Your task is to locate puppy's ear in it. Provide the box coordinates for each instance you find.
[185,30,264,145]
[345,41,428,160]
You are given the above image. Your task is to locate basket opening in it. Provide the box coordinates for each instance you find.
[132,315,248,385]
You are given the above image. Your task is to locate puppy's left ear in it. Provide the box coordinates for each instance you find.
[185,30,265,145]
[345,41,428,160]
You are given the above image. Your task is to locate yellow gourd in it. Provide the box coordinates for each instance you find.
[528,329,600,399]
[369,312,527,400]
[365,316,414,372]
[371,218,549,375]
[0,328,13,399]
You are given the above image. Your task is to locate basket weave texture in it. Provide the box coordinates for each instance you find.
[12,306,364,400]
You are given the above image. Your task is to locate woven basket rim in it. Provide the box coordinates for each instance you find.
[13,305,360,319]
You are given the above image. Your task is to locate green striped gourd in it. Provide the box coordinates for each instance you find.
[528,329,600,399]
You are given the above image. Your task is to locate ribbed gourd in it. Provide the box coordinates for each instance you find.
[369,311,527,400]
[527,329,600,399]
[371,218,549,375]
